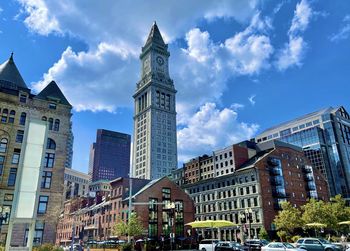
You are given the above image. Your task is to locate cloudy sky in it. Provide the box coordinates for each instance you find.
[1,0,350,173]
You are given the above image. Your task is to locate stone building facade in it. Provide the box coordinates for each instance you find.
[132,22,177,180]
[0,54,72,245]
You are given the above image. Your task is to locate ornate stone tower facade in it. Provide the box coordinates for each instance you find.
[132,22,177,180]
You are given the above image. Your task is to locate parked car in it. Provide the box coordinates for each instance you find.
[296,238,343,251]
[215,241,246,251]
[244,239,269,251]
[262,242,304,251]
[199,239,220,251]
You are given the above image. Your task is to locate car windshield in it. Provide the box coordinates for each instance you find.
[319,239,331,244]
[284,243,295,248]
[261,240,269,246]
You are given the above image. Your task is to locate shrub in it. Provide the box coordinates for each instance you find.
[291,235,301,243]
[121,242,133,251]
[259,227,269,241]
[33,243,63,251]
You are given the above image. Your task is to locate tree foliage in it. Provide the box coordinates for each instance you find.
[258,227,269,240]
[113,213,145,240]
[274,202,303,235]
[273,196,350,237]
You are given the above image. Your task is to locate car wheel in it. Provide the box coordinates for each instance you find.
[325,248,333,251]
[201,248,207,251]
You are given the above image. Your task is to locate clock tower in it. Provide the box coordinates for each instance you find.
[132,22,177,180]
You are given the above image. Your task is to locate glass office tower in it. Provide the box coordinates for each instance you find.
[256,106,350,198]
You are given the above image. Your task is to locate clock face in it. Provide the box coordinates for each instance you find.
[156,56,164,66]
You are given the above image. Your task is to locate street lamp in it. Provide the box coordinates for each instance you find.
[239,213,246,244]
[167,202,176,251]
[244,208,253,240]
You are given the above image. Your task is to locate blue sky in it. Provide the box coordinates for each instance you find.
[1,0,350,174]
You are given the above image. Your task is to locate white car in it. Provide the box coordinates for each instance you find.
[199,239,220,251]
[262,242,302,251]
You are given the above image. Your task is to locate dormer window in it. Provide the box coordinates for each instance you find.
[19,94,27,103]
[49,103,57,110]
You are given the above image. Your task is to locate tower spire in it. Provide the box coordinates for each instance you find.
[144,21,165,47]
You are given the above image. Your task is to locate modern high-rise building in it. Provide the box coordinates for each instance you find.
[132,22,177,179]
[89,129,131,182]
[256,106,350,198]
[0,53,72,245]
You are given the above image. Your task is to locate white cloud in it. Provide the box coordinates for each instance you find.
[276,0,312,71]
[183,28,213,63]
[330,15,350,42]
[276,36,306,71]
[17,0,259,49]
[17,0,60,35]
[32,43,138,112]
[289,0,312,36]
[248,94,256,105]
[177,103,259,163]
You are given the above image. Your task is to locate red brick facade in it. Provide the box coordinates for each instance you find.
[56,177,195,244]
[255,146,330,231]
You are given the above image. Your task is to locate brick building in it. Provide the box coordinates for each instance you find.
[174,140,329,240]
[56,176,195,244]
[0,54,72,246]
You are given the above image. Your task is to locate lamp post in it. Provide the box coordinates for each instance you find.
[239,213,246,244]
[168,202,176,251]
[244,208,253,240]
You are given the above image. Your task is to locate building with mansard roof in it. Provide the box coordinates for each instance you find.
[0,53,73,246]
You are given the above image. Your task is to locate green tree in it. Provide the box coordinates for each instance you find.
[258,227,269,240]
[301,198,329,226]
[274,202,303,238]
[326,195,350,231]
[113,213,145,242]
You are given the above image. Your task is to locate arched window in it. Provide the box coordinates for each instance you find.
[47,138,56,150]
[54,119,60,131]
[0,138,8,153]
[48,118,53,130]
[1,109,8,123]
[42,116,47,121]
[8,110,15,123]
[20,112,26,125]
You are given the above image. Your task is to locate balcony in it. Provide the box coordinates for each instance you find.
[270,178,283,186]
[267,158,279,166]
[305,175,314,182]
[302,167,312,174]
[305,184,316,191]
[272,189,289,198]
[274,203,283,210]
[269,168,280,176]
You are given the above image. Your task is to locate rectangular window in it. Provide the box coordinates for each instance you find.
[37,196,49,214]
[16,130,24,143]
[44,153,55,168]
[0,155,4,175]
[48,103,56,110]
[19,94,27,103]
[41,171,52,189]
[4,194,13,201]
[7,168,17,186]
[12,149,21,164]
